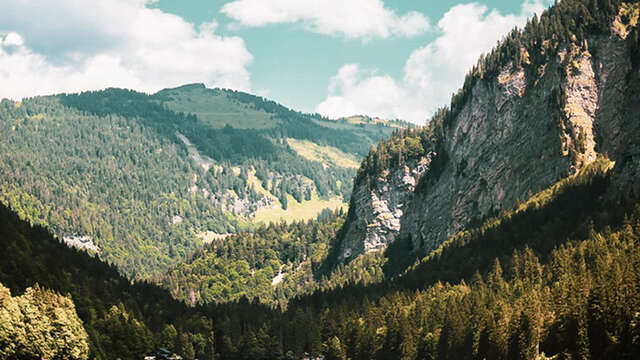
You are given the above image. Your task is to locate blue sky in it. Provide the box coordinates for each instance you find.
[0,0,551,123]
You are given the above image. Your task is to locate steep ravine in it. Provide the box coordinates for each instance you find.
[339,28,640,262]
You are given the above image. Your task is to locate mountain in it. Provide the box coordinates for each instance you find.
[336,0,640,267]
[3,142,640,359]
[2,1,640,359]
[0,85,400,279]
[160,0,640,309]
[275,156,640,360]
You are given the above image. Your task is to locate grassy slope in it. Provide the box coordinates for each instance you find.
[253,191,346,225]
[158,84,279,130]
[287,138,360,169]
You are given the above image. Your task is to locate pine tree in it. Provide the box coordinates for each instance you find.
[0,284,24,359]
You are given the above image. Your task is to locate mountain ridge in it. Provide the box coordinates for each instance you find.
[336,0,640,265]
[2,1,640,359]
[0,84,401,279]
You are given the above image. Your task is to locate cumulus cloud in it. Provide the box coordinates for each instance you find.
[221,0,430,40]
[0,0,253,100]
[316,64,427,123]
[316,0,551,123]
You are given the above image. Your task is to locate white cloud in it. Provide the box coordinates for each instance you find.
[316,0,550,123]
[316,64,428,123]
[2,32,24,47]
[221,0,430,40]
[0,0,253,100]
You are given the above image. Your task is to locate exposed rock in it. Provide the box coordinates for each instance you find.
[559,46,599,171]
[63,235,100,252]
[338,30,640,261]
[339,154,433,259]
[176,131,215,172]
[271,265,286,287]
[197,231,230,244]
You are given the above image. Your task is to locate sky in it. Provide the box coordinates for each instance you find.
[0,0,553,124]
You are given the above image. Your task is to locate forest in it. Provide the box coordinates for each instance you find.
[162,209,346,307]
[0,283,89,359]
[1,0,640,359]
[2,145,640,359]
[0,85,394,280]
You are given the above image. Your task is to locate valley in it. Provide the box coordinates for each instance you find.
[1,0,640,359]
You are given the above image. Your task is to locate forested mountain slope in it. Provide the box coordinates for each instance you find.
[337,0,640,267]
[0,85,398,279]
[2,137,639,360]
[162,209,347,307]
[0,199,271,360]
[271,155,640,360]
[2,1,640,359]
[162,0,640,309]
[159,0,640,309]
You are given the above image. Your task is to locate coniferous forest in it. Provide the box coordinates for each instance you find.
[1,0,640,359]
[0,87,397,280]
[2,143,640,359]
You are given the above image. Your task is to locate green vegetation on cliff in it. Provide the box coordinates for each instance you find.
[3,143,639,360]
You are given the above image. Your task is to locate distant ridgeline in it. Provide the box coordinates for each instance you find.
[0,84,403,279]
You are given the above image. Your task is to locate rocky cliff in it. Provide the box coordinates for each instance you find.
[338,3,640,262]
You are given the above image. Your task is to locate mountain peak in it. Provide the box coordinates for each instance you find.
[162,83,207,92]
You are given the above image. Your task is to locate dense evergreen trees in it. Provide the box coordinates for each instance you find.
[0,283,89,359]
[163,210,346,307]
[4,147,639,359]
[0,199,222,359]
[266,157,640,360]
[0,86,393,280]
[0,96,239,279]
[2,139,640,360]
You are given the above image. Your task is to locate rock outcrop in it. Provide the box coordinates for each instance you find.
[339,154,433,258]
[338,25,640,262]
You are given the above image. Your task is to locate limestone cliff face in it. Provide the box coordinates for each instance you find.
[339,29,640,261]
[339,154,433,259]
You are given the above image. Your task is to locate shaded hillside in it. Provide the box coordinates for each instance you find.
[0,199,279,360]
[0,200,203,359]
[3,135,639,360]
